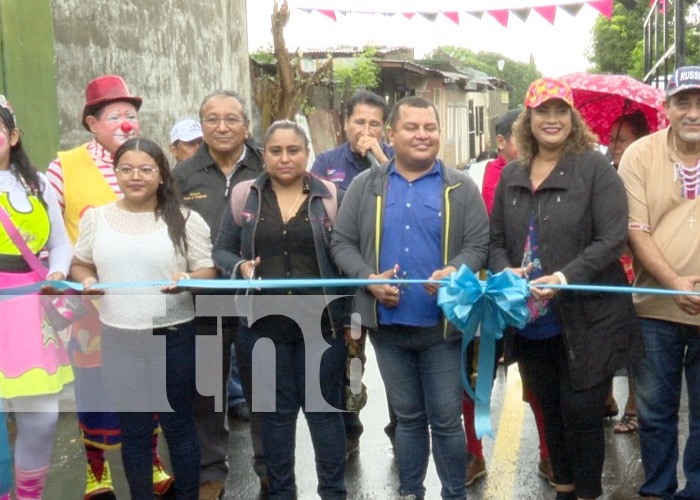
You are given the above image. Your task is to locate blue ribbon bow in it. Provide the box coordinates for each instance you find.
[438,266,530,438]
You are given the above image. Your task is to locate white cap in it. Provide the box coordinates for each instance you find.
[170,118,202,144]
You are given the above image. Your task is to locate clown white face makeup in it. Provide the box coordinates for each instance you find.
[86,101,140,155]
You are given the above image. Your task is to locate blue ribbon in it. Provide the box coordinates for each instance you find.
[4,277,700,297]
[4,269,700,441]
[0,278,432,296]
[438,266,530,438]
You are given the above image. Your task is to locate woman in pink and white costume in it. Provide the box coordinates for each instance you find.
[0,96,73,500]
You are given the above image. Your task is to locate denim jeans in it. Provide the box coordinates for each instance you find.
[235,324,267,480]
[242,324,347,500]
[370,324,466,500]
[228,344,246,408]
[101,322,200,500]
[632,318,700,500]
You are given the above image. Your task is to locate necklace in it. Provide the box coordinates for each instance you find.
[282,190,303,223]
[673,134,700,200]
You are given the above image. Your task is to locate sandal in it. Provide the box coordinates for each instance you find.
[613,412,638,433]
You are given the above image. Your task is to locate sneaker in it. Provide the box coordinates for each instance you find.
[153,457,175,496]
[537,457,555,486]
[198,481,225,500]
[399,495,419,500]
[465,454,487,486]
[84,461,117,500]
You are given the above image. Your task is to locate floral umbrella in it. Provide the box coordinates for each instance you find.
[558,72,668,145]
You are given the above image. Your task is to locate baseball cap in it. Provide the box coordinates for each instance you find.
[524,77,574,109]
[666,66,700,98]
[495,109,521,137]
[170,118,203,144]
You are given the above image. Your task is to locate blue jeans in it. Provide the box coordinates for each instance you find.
[370,325,466,500]
[102,322,200,500]
[632,318,700,500]
[228,344,246,408]
[243,324,347,500]
[235,325,267,480]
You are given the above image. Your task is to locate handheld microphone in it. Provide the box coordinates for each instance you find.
[366,150,381,168]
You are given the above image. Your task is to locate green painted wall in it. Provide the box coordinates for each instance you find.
[0,0,59,171]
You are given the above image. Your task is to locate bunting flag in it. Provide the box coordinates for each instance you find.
[488,9,510,27]
[534,5,557,23]
[316,9,337,21]
[293,0,614,27]
[588,0,613,17]
[511,8,532,22]
[560,3,585,16]
[443,11,460,24]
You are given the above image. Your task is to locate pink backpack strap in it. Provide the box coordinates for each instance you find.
[0,206,47,278]
[230,179,256,226]
[318,178,338,225]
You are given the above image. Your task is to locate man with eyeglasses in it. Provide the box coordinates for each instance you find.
[47,75,174,500]
[173,90,264,500]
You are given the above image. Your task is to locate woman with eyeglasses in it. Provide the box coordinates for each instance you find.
[70,138,216,500]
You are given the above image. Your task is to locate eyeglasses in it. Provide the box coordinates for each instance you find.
[201,116,244,127]
[115,165,159,177]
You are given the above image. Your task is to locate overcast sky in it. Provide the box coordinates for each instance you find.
[246,0,600,77]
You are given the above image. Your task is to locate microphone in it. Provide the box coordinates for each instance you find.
[366,150,381,168]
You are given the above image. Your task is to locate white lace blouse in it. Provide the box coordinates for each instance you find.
[74,202,213,329]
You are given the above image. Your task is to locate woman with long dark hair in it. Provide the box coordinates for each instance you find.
[214,120,349,500]
[489,78,642,500]
[0,96,73,500]
[70,138,216,500]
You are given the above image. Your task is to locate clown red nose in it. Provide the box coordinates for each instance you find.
[120,122,133,133]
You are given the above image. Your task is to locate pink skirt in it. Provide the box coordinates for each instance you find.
[0,271,73,398]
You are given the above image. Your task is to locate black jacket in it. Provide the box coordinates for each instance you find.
[489,149,643,390]
[213,172,350,334]
[173,139,264,242]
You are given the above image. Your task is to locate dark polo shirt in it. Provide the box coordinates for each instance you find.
[173,139,264,242]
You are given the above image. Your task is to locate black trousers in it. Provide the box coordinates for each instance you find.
[517,334,609,499]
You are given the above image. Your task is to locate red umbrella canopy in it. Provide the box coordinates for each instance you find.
[557,72,668,146]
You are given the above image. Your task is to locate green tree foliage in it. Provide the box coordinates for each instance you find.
[588,1,700,79]
[333,46,381,93]
[251,46,276,65]
[432,47,541,106]
[587,1,648,75]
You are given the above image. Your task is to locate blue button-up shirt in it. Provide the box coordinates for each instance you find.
[311,142,394,190]
[378,161,443,327]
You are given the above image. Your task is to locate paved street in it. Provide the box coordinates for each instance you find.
[41,341,688,500]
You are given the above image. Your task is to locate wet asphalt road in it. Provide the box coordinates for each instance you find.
[43,341,688,500]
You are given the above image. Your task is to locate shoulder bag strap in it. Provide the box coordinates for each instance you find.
[0,205,47,279]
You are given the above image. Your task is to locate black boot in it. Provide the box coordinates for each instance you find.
[555,491,576,500]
